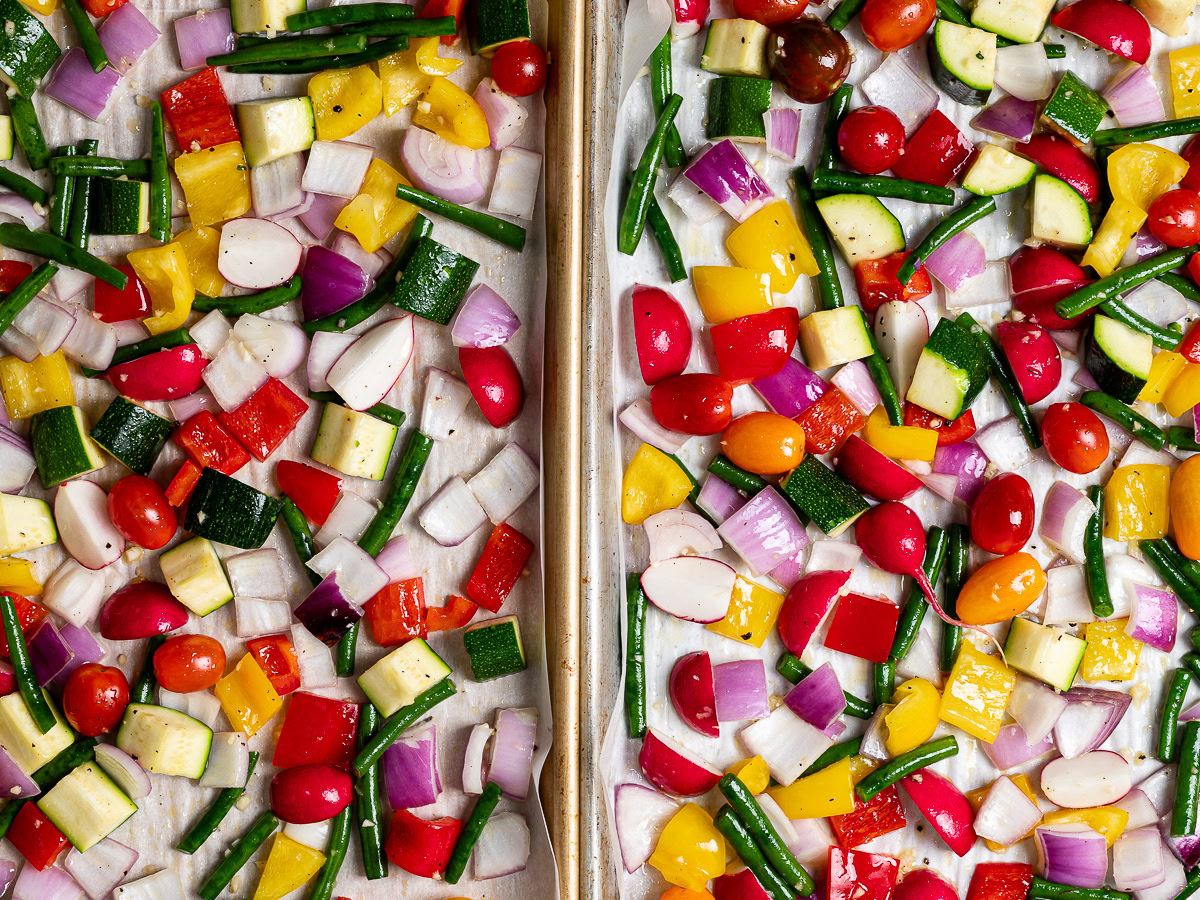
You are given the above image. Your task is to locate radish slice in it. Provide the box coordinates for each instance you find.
[640,556,736,623]
[614,783,679,873]
[55,481,124,570]
[307,331,356,393]
[643,509,721,563]
[232,314,308,378]
[326,315,414,410]
[1040,750,1132,808]
[637,728,722,796]
[218,218,303,289]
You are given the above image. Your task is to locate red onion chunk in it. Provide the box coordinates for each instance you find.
[1125,582,1178,651]
[45,49,121,120]
[619,398,690,453]
[1039,480,1094,564]
[1104,63,1165,128]
[306,536,388,606]
[974,774,1044,845]
[683,140,775,222]
[376,536,419,583]
[739,706,833,785]
[299,192,349,242]
[931,440,988,504]
[764,108,801,160]
[831,360,880,416]
[174,8,234,70]
[713,659,769,722]
[301,247,369,320]
[0,193,46,230]
[1168,832,1200,869]
[382,721,440,809]
[695,474,746,525]
[12,863,84,900]
[97,2,160,74]
[302,140,373,199]
[981,723,1055,770]
[613,783,679,873]
[924,230,987,292]
[401,126,485,204]
[473,77,528,150]
[331,232,388,281]
[768,546,806,590]
[0,743,38,798]
[0,861,13,896]
[972,96,1038,142]
[450,284,520,348]
[489,707,537,800]
[1053,688,1132,759]
[1074,367,1101,391]
[1008,675,1068,744]
[717,486,809,576]
[751,357,827,416]
[1114,827,1167,892]
[861,52,938,135]
[27,619,72,686]
[0,423,34,492]
[295,573,364,647]
[64,838,138,900]
[53,623,106,686]
[783,662,845,729]
[1036,823,1110,888]
[1114,788,1159,829]
[474,812,531,879]
[787,817,836,872]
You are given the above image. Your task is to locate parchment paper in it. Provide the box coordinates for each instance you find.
[0,0,556,895]
[601,5,1200,896]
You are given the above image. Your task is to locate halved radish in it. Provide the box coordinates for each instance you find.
[218,218,303,289]
[640,556,736,623]
[613,783,679,873]
[1040,750,1132,808]
[900,768,977,857]
[637,728,722,796]
[835,436,922,501]
[55,480,124,570]
[644,509,721,563]
[895,869,959,900]
[1051,0,1151,64]
[874,300,928,399]
[232,314,309,378]
[777,569,851,656]
[326,315,415,411]
[669,651,718,738]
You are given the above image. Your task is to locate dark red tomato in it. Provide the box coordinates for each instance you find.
[153,634,226,692]
[902,405,976,445]
[838,107,905,175]
[62,664,129,736]
[490,41,548,96]
[1147,189,1200,248]
[0,261,32,294]
[768,17,851,104]
[970,473,1035,555]
[1183,135,1200,192]
[649,373,734,436]
[733,0,809,25]
[1041,402,1110,474]
[270,765,354,824]
[860,0,935,51]
[106,475,177,550]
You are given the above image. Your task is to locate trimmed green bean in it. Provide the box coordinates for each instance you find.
[959,312,1042,448]
[712,806,803,900]
[1056,245,1199,320]
[618,94,683,255]
[1084,485,1113,618]
[306,806,351,900]
[889,526,948,663]
[9,96,48,171]
[1095,117,1200,147]
[193,275,302,315]
[355,703,387,879]
[0,222,124,287]
[708,454,768,494]
[810,169,956,205]
[48,146,76,238]
[197,810,278,900]
[1192,624,1200,653]
[802,737,863,778]
[280,498,322,589]
[130,634,167,704]
[940,523,967,671]
[1160,272,1200,303]
[210,33,367,67]
[649,32,685,169]
[177,751,260,853]
[307,391,406,428]
[719,774,813,893]
[1183,653,1200,683]
[816,86,852,181]
[793,166,844,310]
[149,101,170,244]
[335,622,358,677]
[358,430,434,557]
[861,307,904,425]
[1170,427,1200,452]
[1080,390,1166,450]
[445,781,503,884]
[62,0,109,72]
[0,261,57,337]
[229,34,412,73]
[1044,43,1066,57]
[1,593,55,733]
[626,572,648,738]
[855,735,959,802]
[1177,868,1200,900]
[0,167,47,205]
[287,2,415,28]
[48,156,150,179]
[67,139,97,252]
[827,0,868,30]
[1029,879,1131,900]
[898,197,996,284]
[1173,720,1200,836]
[873,661,894,708]
[776,652,872,719]
[394,183,526,251]
[1159,668,1191,763]
[1101,298,1182,351]
[646,192,686,283]
[81,326,192,376]
[354,679,456,775]
[1143,539,1200,616]
[340,15,455,36]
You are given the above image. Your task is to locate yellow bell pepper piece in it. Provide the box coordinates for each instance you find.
[172,226,226,297]
[863,407,937,462]
[1042,806,1129,847]
[1174,456,1200,560]
[848,755,879,783]
[334,158,419,254]
[648,803,725,892]
[253,833,326,900]
[1139,350,1187,404]
[1108,144,1190,211]
[1104,464,1171,541]
[0,558,39,595]
[691,267,772,324]
[939,641,1015,743]
[883,678,941,756]
[726,756,770,795]
[214,654,282,737]
[412,77,490,150]
[17,0,57,13]
[1164,363,1200,417]
[1081,620,1142,682]
[707,576,784,647]
[127,243,194,337]
[308,65,383,141]
[416,36,464,75]
[768,756,856,819]
[621,444,694,525]
[1082,200,1146,278]
[174,141,252,227]
[378,47,427,116]
[0,352,74,420]
[1170,46,1200,117]
[726,200,819,293]
[967,775,1038,851]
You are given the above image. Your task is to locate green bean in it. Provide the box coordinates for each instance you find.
[394,183,526,251]
[1192,624,1200,653]
[1160,272,1200,303]
[306,806,351,900]
[48,156,150,179]
[855,735,959,802]
[130,634,167,704]
[335,621,358,678]
[1101,298,1182,351]
[898,196,996,284]
[358,429,434,557]
[62,0,108,72]
[1029,878,1131,900]
[307,391,406,428]
[1,592,55,733]
[626,572,648,739]
[776,652,873,719]
[1095,117,1200,147]
[81,327,192,376]
[712,806,803,900]
[1160,668,1192,763]
[889,526,948,663]
[445,781,503,884]
[177,751,259,853]
[228,35,412,73]
[1143,539,1200,616]
[279,498,322,589]
[9,96,48,171]
[1043,43,1066,57]
[1080,390,1166,450]
[959,312,1042,449]
[802,737,863,778]
[793,166,844,310]
[1056,245,1199,320]
[1171,426,1200,452]
[354,678,456,775]
[197,810,278,900]
[0,738,96,839]
[149,101,170,244]
[873,661,894,709]
[810,169,956,205]
[193,275,302,315]
[340,15,455,36]
[0,261,57,337]
[1084,485,1112,617]
[827,0,868,30]
[940,523,967,671]
[816,86,852,183]
[1184,653,1200,683]
[708,454,768,494]
[0,167,47,205]
[355,703,387,879]
[861,308,904,425]
[719,775,813,892]
[1177,868,1200,900]
[1173,720,1200,836]
[209,34,367,67]
[67,139,97,252]
[48,146,76,238]
[618,94,683,255]
[645,191,686,283]
[649,32,685,169]
[287,2,415,28]
[1160,537,1200,591]
[0,223,124,287]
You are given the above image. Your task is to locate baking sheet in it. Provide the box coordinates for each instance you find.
[599,5,1200,897]
[0,0,557,894]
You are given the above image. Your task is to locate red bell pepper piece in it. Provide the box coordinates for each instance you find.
[823,593,900,664]
[219,378,309,462]
[272,691,360,769]
[0,261,31,293]
[385,810,462,878]
[712,868,772,899]
[853,252,933,315]
[467,524,535,613]
[710,308,800,385]
[425,594,478,632]
[275,460,341,526]
[365,578,428,647]
[902,404,977,446]
[796,386,865,454]
[175,411,250,474]
[891,111,973,187]
[161,67,240,152]
[166,460,203,507]
[419,0,466,43]
[0,593,47,661]
[8,803,70,870]
[830,785,907,848]
[1179,319,1200,364]
[80,0,128,16]
[246,633,301,696]
[827,848,900,900]
[966,863,1033,900]
[93,264,150,323]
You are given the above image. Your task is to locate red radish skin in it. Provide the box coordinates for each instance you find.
[1051,0,1151,63]
[1016,136,1101,205]
[459,346,524,428]
[632,285,692,385]
[713,868,773,899]
[900,769,978,857]
[995,321,1062,404]
[895,869,959,900]
[270,764,353,823]
[777,570,852,656]
[105,344,207,401]
[669,651,719,737]
[672,0,709,36]
[1010,247,1095,331]
[97,582,189,640]
[638,728,723,796]
[855,502,933,599]
[835,436,923,501]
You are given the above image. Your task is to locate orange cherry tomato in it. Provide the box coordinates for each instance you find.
[153,634,226,692]
[955,552,1047,626]
[721,411,806,474]
[860,0,935,51]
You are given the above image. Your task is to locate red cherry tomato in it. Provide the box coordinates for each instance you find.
[733,0,809,25]
[153,634,226,693]
[1147,189,1200,248]
[270,765,353,824]
[970,473,1035,555]
[106,475,177,550]
[62,663,129,736]
[1041,402,1110,474]
[490,41,548,96]
[837,107,905,175]
[649,373,734,435]
[860,0,935,51]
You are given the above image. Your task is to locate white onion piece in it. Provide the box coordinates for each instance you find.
[13,297,75,355]
[975,775,1044,846]
[283,819,333,851]
[462,722,493,795]
[218,217,302,289]
[0,326,38,361]
[93,744,152,800]
[113,870,184,899]
[861,52,938,134]
[225,549,287,601]
[55,481,124,570]
[1039,481,1094,564]
[468,442,539,524]
[421,366,473,441]
[234,596,292,638]
[232,313,308,377]
[202,335,269,410]
[895,629,940,684]
[58,305,116,370]
[474,812,531,879]
[250,152,305,218]
[489,147,541,221]
[994,42,1054,100]
[0,425,34,493]
[376,536,419,583]
[0,192,44,229]
[739,706,833,786]
[1114,788,1160,830]
[1043,564,1095,626]
[168,389,219,422]
[189,309,231,359]
[291,623,336,689]
[50,266,91,303]
[157,688,221,729]
[306,535,388,606]
[805,540,861,574]
[473,77,528,150]
[613,782,678,873]
[643,509,721,563]
[326,315,414,411]
[619,398,690,454]
[42,559,106,627]
[64,838,138,900]
[401,126,485,204]
[418,476,489,547]
[489,707,537,800]
[1113,827,1167,891]
[668,169,723,224]
[976,417,1035,472]
[303,140,373,198]
[1008,676,1068,744]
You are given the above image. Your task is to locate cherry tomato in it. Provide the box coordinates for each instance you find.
[860,0,935,51]
[649,373,734,435]
[153,634,226,693]
[106,475,177,550]
[1041,402,1110,474]
[62,663,129,736]
[902,405,976,445]
[767,17,851,104]
[955,552,1046,625]
[490,41,548,97]
[733,0,809,25]
[721,411,806,474]
[837,107,905,176]
[1147,189,1200,248]
[970,473,1035,555]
